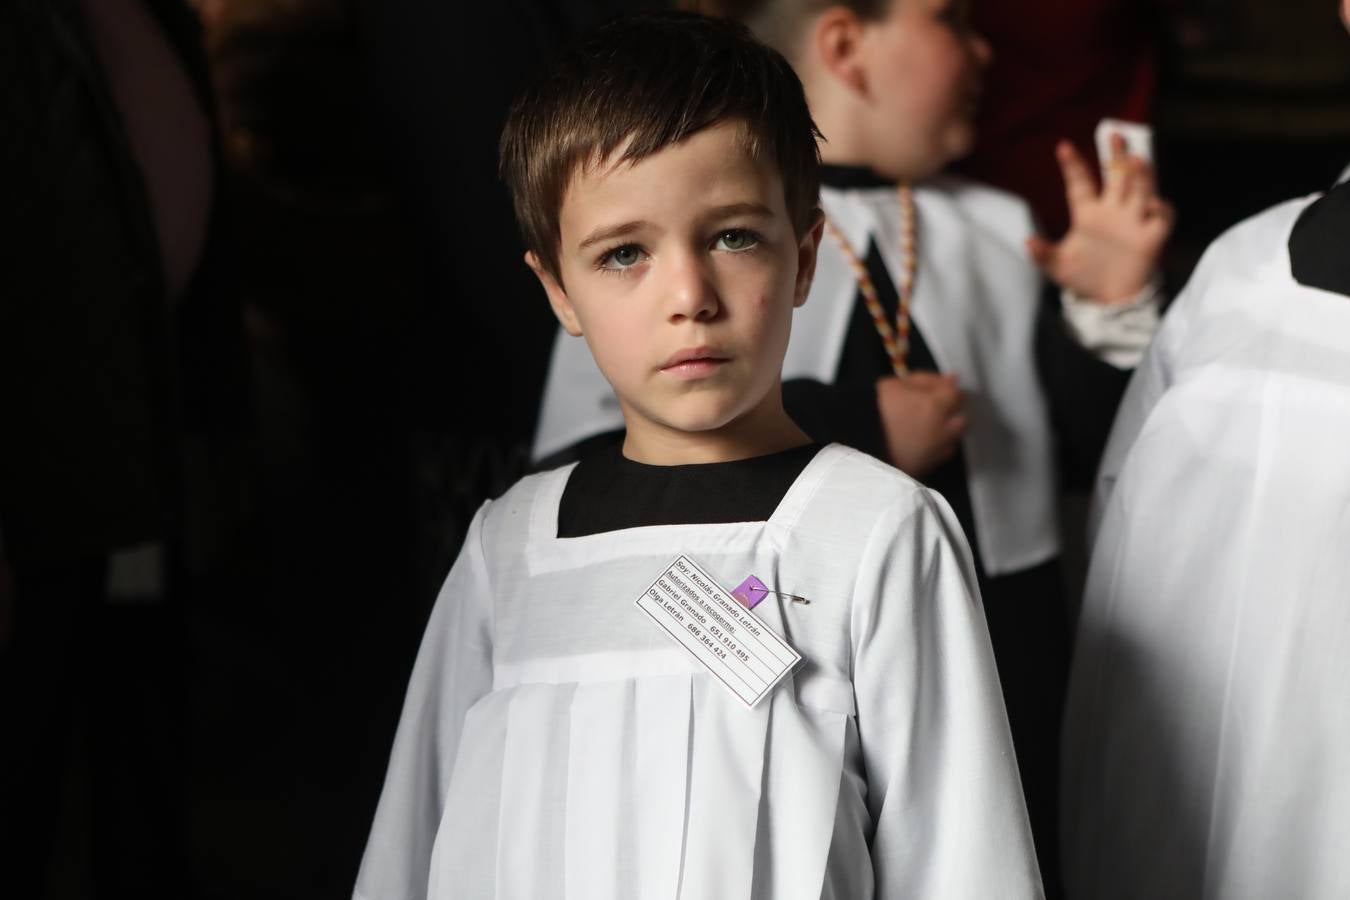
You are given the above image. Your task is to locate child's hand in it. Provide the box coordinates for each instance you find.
[1027,134,1174,302]
[876,372,968,477]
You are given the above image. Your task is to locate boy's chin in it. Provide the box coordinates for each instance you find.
[656,407,746,436]
[628,396,757,439]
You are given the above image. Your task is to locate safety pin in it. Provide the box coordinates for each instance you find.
[732,575,811,609]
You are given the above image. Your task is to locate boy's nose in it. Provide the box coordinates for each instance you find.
[664,252,720,323]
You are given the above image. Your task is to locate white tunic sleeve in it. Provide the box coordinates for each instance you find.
[850,488,1043,899]
[354,502,495,900]
[1087,259,1212,543]
[1059,281,1163,370]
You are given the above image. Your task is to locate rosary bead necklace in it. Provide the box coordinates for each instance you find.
[823,181,917,376]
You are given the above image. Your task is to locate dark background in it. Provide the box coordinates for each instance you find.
[2,1,1347,897]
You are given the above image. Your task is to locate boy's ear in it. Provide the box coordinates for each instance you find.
[814,6,868,97]
[525,251,583,337]
[793,210,827,309]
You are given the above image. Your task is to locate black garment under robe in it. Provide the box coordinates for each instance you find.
[558,443,822,537]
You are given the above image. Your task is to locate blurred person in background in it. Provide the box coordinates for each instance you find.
[195,2,429,895]
[950,0,1168,609]
[1061,12,1350,897]
[0,0,249,896]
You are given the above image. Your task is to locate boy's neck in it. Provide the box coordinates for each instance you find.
[803,72,935,183]
[811,94,887,177]
[817,141,923,184]
[619,390,812,466]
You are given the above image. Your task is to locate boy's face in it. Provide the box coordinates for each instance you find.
[856,0,989,179]
[529,121,821,456]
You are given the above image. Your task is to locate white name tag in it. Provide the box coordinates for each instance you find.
[635,555,801,708]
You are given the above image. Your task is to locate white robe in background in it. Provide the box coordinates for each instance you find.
[355,445,1041,900]
[1061,194,1350,899]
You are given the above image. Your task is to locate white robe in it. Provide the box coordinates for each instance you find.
[1061,193,1350,899]
[355,444,1042,900]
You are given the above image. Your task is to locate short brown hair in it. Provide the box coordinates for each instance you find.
[499,12,822,281]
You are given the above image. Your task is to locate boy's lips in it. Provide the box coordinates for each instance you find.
[660,346,730,379]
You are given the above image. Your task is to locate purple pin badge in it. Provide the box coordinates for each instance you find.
[732,575,770,610]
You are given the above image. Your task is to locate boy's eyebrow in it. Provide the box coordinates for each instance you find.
[705,202,775,220]
[578,220,652,251]
[576,203,775,251]
[575,201,777,249]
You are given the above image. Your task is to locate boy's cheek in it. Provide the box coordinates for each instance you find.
[584,321,648,380]
[762,266,807,313]
[752,291,799,325]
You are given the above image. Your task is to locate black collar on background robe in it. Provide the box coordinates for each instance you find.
[819,163,897,191]
[1290,177,1350,298]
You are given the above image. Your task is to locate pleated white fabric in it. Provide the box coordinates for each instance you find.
[562,679,635,900]
[1062,194,1350,899]
[356,445,1041,900]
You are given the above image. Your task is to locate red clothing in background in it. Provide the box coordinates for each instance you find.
[957,0,1160,237]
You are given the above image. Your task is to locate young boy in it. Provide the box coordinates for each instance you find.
[1062,4,1350,888]
[533,1,1171,891]
[355,13,1041,900]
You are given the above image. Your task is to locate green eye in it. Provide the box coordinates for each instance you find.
[716,229,759,252]
[603,245,643,269]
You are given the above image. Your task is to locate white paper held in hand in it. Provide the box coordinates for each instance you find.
[1095,117,1154,179]
[635,555,801,708]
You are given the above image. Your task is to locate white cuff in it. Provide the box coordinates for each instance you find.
[1060,279,1163,369]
